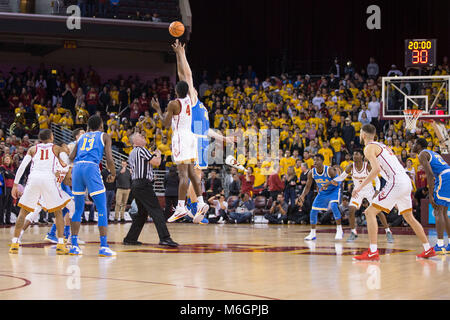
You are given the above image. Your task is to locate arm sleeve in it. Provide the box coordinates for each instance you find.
[333,170,349,182]
[374,176,381,191]
[14,154,32,184]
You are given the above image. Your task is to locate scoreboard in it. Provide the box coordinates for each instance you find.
[404,39,436,67]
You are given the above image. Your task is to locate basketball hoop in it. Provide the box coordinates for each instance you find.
[403,109,424,132]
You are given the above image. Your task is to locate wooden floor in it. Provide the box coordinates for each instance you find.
[0,222,448,300]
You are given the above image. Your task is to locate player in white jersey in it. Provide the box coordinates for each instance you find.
[150,49,208,223]
[163,39,234,224]
[352,124,435,261]
[326,149,394,242]
[9,129,70,255]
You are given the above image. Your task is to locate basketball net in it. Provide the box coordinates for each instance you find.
[403,109,424,133]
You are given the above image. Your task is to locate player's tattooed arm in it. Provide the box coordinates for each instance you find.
[418,150,438,209]
[12,146,35,199]
[298,170,313,207]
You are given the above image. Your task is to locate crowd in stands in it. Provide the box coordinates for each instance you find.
[0,54,448,226]
[60,0,181,22]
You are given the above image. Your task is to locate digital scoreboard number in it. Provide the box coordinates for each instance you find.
[405,39,436,67]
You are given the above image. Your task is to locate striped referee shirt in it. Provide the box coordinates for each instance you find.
[128,146,155,181]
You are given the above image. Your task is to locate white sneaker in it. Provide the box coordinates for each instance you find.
[99,246,116,257]
[304,232,317,241]
[167,206,190,223]
[335,229,343,240]
[193,202,210,224]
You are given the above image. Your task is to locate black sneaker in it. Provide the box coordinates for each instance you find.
[120,219,126,223]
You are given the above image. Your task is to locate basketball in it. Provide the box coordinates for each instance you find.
[169,21,185,37]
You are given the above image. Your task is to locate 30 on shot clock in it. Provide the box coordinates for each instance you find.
[404,39,436,67]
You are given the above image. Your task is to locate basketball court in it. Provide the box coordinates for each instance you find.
[0,223,448,300]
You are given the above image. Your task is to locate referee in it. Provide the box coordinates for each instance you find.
[123,132,178,247]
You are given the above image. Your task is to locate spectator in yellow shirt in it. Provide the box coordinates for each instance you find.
[58,111,74,130]
[280,150,296,176]
[318,141,334,166]
[303,151,314,169]
[330,131,345,164]
[38,109,50,129]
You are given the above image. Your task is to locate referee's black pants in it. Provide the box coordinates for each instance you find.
[124,179,171,242]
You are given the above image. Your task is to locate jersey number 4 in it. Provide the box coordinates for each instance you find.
[186,105,191,116]
[80,138,95,152]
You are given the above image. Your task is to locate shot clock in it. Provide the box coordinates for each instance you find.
[404,39,436,67]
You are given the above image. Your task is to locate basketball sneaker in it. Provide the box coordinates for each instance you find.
[335,229,343,240]
[199,217,209,224]
[386,231,394,243]
[416,247,436,259]
[352,249,380,261]
[56,243,69,255]
[99,246,117,257]
[193,202,210,224]
[168,205,191,223]
[304,232,316,241]
[346,232,358,242]
[44,233,58,244]
[9,243,19,254]
[445,243,450,253]
[434,244,446,255]
[69,245,83,255]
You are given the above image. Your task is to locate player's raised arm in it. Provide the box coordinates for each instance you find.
[353,144,381,197]
[418,151,437,209]
[324,163,352,189]
[172,39,198,105]
[103,133,116,179]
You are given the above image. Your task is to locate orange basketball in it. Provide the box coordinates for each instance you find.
[169,21,185,37]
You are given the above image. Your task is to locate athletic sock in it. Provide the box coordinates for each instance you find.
[58,238,64,244]
[48,224,57,236]
[100,236,108,247]
[336,225,343,232]
[197,196,204,204]
[437,239,444,247]
[64,226,71,238]
[385,228,391,233]
[71,235,78,247]
[351,229,357,235]
[369,244,377,253]
[423,243,431,251]
[12,237,18,244]
[310,229,316,237]
[19,230,24,240]
[177,200,185,208]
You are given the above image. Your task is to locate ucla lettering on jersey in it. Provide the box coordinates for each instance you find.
[75,131,105,164]
[312,166,340,193]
